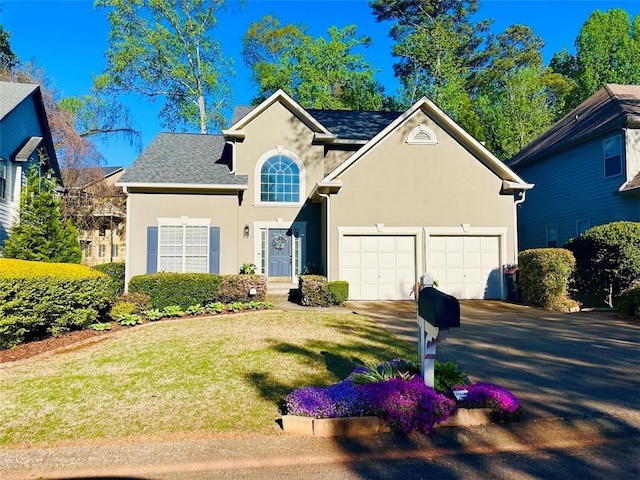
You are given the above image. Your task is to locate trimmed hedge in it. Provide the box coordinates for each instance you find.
[299,275,349,306]
[0,259,112,349]
[616,284,640,319]
[128,273,221,309]
[518,248,578,311]
[217,274,267,303]
[565,221,640,307]
[93,262,126,296]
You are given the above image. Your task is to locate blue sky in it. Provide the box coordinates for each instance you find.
[2,0,639,167]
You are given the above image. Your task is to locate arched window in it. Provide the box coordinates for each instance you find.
[260,154,300,203]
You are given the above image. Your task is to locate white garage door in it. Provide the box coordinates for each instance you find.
[342,235,416,300]
[428,236,502,299]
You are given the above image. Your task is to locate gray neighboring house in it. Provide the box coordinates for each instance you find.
[508,84,640,250]
[0,81,60,248]
[119,90,533,300]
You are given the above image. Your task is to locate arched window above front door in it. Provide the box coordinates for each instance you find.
[256,148,304,204]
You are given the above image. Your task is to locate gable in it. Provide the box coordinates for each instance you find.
[322,96,531,193]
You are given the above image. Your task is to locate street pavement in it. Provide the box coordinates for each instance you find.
[2,300,639,479]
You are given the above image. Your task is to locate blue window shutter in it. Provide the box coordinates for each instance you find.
[147,226,158,273]
[209,227,220,274]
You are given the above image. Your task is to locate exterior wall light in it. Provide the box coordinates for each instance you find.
[243,225,250,238]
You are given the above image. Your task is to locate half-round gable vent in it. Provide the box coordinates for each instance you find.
[407,124,438,145]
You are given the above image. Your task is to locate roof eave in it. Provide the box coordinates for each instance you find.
[116,182,248,191]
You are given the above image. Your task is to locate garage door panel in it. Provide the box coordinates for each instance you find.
[341,235,416,300]
[428,235,502,300]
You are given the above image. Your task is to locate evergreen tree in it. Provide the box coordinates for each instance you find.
[1,161,81,263]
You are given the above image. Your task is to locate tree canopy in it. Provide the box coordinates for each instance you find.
[95,0,234,133]
[242,16,385,110]
[1,161,81,264]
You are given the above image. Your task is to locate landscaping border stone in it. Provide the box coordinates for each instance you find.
[281,408,493,437]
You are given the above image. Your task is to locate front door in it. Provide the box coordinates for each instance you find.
[269,229,292,278]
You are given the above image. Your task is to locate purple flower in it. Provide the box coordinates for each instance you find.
[285,380,370,418]
[453,382,522,421]
[358,377,456,433]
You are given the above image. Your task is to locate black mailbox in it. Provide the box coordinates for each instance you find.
[418,286,460,328]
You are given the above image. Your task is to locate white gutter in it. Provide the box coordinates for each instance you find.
[318,192,331,280]
[115,182,247,190]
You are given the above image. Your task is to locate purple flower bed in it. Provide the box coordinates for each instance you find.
[359,377,456,433]
[284,361,522,434]
[453,382,523,422]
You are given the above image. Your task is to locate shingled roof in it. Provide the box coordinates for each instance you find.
[509,84,640,168]
[230,105,403,141]
[0,81,39,120]
[119,133,247,186]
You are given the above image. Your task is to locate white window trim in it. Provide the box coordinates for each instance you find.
[157,217,211,273]
[406,124,438,145]
[253,147,306,206]
[603,135,622,178]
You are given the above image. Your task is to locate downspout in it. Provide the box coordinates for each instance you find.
[318,192,331,280]
[513,190,527,262]
[122,185,131,293]
[226,140,236,174]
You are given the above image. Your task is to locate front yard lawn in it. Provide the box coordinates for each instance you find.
[0,311,414,447]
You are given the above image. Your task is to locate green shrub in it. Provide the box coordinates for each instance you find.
[186,304,205,315]
[162,305,185,317]
[0,259,112,348]
[118,313,142,326]
[110,302,135,320]
[518,248,578,311]
[143,309,165,321]
[93,262,126,296]
[299,276,349,306]
[89,322,112,331]
[116,292,151,313]
[434,360,469,393]
[128,273,221,309]
[216,274,267,303]
[565,222,640,307]
[206,302,225,314]
[326,281,349,306]
[616,284,640,319]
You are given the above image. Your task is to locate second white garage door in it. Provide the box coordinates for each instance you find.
[342,235,416,300]
[428,235,502,299]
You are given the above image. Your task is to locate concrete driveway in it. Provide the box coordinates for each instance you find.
[347,300,640,421]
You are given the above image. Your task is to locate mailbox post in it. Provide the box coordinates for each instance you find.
[417,275,460,387]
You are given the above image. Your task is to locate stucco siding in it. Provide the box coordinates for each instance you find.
[328,109,517,280]
[515,130,639,250]
[125,192,240,284]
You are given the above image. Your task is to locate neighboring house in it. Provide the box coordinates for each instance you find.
[118,90,532,300]
[0,81,61,248]
[508,84,640,251]
[63,166,126,266]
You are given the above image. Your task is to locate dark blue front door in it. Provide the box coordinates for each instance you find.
[269,229,292,277]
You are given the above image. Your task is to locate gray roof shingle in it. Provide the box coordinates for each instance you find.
[119,133,247,186]
[0,81,38,120]
[230,105,402,141]
[509,84,640,168]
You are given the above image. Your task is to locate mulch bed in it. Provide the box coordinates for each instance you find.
[0,327,123,364]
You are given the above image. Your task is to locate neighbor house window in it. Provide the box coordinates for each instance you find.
[98,245,106,258]
[603,135,622,178]
[260,154,300,203]
[546,225,558,247]
[0,158,6,199]
[577,220,590,236]
[111,244,119,258]
[159,223,209,273]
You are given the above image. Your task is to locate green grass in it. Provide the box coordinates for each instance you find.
[0,311,414,447]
